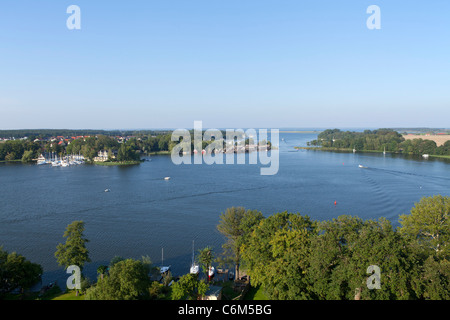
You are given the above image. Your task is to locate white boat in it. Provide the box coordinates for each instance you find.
[358,164,367,168]
[164,177,170,180]
[52,161,61,167]
[36,154,48,165]
[104,189,111,192]
[190,240,199,275]
[208,266,215,278]
[422,154,429,159]
[160,248,171,274]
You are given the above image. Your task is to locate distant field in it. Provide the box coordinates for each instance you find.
[402,134,449,146]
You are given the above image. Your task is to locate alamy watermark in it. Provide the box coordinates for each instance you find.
[367,265,381,289]
[170,121,279,176]
[66,265,81,290]
[367,5,381,30]
[66,5,81,30]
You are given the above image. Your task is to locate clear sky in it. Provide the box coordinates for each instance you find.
[0,0,449,130]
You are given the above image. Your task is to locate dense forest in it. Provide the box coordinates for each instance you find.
[307,129,450,156]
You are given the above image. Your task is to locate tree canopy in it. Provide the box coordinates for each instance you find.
[0,246,43,296]
[54,221,91,271]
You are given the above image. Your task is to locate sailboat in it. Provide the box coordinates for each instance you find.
[383,147,386,155]
[160,248,171,274]
[190,240,199,275]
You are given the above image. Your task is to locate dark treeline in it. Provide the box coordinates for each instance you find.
[308,128,450,156]
[0,129,172,140]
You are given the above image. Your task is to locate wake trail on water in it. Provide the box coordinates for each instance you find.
[0,186,268,224]
[360,169,399,214]
[366,167,450,182]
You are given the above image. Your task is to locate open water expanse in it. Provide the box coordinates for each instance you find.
[0,132,449,287]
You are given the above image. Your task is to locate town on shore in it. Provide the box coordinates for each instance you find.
[0,129,273,166]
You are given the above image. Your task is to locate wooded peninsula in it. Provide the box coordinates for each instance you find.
[301,128,450,158]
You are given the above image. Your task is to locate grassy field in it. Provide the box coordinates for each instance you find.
[244,286,269,300]
[52,291,85,300]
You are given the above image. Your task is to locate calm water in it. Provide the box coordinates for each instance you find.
[0,132,449,286]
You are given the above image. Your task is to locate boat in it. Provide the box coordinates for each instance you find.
[160,248,171,274]
[36,154,48,165]
[164,177,170,180]
[104,189,110,192]
[383,147,386,155]
[422,154,429,159]
[208,266,215,280]
[358,164,367,168]
[189,240,199,275]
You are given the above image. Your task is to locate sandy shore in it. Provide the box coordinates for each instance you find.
[402,134,449,146]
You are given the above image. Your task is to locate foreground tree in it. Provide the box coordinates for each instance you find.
[399,195,450,299]
[241,212,317,299]
[307,216,419,300]
[85,259,151,300]
[399,195,450,257]
[197,246,215,278]
[217,207,264,280]
[0,246,43,296]
[171,273,209,300]
[55,221,91,271]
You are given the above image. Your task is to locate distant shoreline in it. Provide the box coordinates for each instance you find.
[279,130,321,133]
[93,160,143,166]
[295,146,450,160]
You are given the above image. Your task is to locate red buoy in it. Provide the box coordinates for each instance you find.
[334,201,337,206]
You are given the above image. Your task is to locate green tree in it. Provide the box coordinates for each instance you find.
[85,259,150,300]
[307,216,418,300]
[197,246,215,278]
[97,265,108,280]
[241,212,317,299]
[21,150,34,163]
[4,152,17,161]
[217,207,263,280]
[399,195,450,257]
[117,143,139,161]
[171,273,209,300]
[0,246,43,296]
[55,221,91,271]
[417,256,450,299]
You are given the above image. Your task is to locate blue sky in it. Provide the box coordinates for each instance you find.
[0,0,449,130]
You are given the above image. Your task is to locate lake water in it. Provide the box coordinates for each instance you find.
[0,132,449,287]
